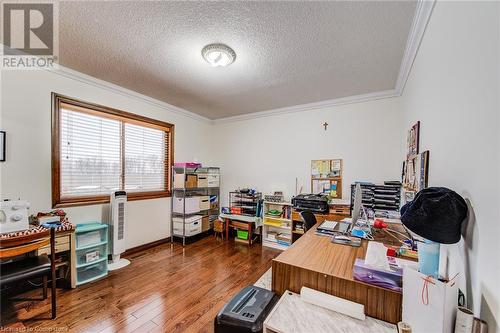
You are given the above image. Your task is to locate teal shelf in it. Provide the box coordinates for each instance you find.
[76,240,108,251]
[76,256,107,269]
[75,222,109,286]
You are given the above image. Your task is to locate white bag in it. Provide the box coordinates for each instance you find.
[402,267,458,333]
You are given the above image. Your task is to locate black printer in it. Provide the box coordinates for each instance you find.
[292,194,329,213]
[215,286,278,333]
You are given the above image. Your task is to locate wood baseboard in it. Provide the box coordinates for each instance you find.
[122,237,171,257]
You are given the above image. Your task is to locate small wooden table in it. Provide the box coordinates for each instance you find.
[219,213,262,245]
[264,291,396,333]
[272,222,408,324]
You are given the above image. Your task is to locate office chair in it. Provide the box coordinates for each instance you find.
[299,211,317,232]
[0,227,57,319]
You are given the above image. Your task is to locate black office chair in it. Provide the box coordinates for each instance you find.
[299,211,317,232]
[0,228,57,319]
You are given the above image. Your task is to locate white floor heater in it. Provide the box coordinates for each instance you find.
[108,191,130,270]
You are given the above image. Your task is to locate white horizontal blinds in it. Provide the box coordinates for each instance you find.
[60,108,122,198]
[124,123,166,192]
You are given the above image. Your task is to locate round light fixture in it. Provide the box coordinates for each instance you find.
[201,43,236,67]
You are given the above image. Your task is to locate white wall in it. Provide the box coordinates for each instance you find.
[399,1,499,330]
[213,98,403,206]
[0,69,214,249]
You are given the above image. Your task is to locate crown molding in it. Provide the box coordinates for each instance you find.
[1,43,211,123]
[213,0,435,124]
[395,0,436,95]
[2,0,435,125]
[47,65,212,124]
[213,89,399,124]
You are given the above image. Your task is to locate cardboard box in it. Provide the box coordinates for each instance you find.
[173,173,198,189]
[207,174,220,187]
[173,197,200,214]
[202,216,210,231]
[199,196,210,210]
[197,174,208,187]
[173,216,202,236]
[186,174,198,188]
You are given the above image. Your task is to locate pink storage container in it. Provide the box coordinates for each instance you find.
[174,162,202,168]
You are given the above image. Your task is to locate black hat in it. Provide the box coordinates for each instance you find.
[401,187,467,244]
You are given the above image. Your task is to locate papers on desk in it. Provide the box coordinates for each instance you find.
[301,287,365,321]
[263,291,397,333]
[330,199,351,205]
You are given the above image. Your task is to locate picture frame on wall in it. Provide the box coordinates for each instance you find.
[419,150,430,189]
[0,131,5,162]
[407,121,420,158]
[402,150,429,192]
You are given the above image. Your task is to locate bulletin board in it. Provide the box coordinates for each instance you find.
[311,159,343,198]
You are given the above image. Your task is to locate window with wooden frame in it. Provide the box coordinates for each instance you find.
[52,93,174,208]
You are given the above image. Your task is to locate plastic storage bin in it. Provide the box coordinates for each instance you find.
[75,222,108,285]
[174,162,202,168]
[173,197,200,214]
[237,230,249,240]
[76,260,107,285]
[76,225,107,248]
[76,243,107,267]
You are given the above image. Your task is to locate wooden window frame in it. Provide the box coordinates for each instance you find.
[51,93,174,208]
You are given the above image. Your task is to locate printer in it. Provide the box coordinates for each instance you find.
[291,194,329,213]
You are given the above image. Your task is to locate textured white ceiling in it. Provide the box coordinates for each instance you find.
[59,1,417,119]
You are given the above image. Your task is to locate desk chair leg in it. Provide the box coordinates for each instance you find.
[50,228,57,319]
[248,224,253,246]
[42,275,48,299]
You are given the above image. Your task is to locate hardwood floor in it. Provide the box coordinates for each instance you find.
[1,236,280,332]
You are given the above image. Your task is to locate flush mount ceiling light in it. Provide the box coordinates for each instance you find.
[201,43,236,67]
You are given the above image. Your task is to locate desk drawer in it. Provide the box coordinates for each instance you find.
[37,242,70,255]
[329,208,350,215]
[230,221,250,230]
[292,210,347,223]
[55,235,70,246]
[292,211,329,222]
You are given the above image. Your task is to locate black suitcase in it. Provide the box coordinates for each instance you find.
[214,286,279,333]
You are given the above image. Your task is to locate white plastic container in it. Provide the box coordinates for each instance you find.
[173,197,200,214]
[76,230,102,248]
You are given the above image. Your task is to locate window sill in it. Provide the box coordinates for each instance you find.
[53,191,171,208]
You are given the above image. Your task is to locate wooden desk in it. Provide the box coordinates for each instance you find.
[272,224,403,324]
[1,225,77,288]
[291,206,350,243]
